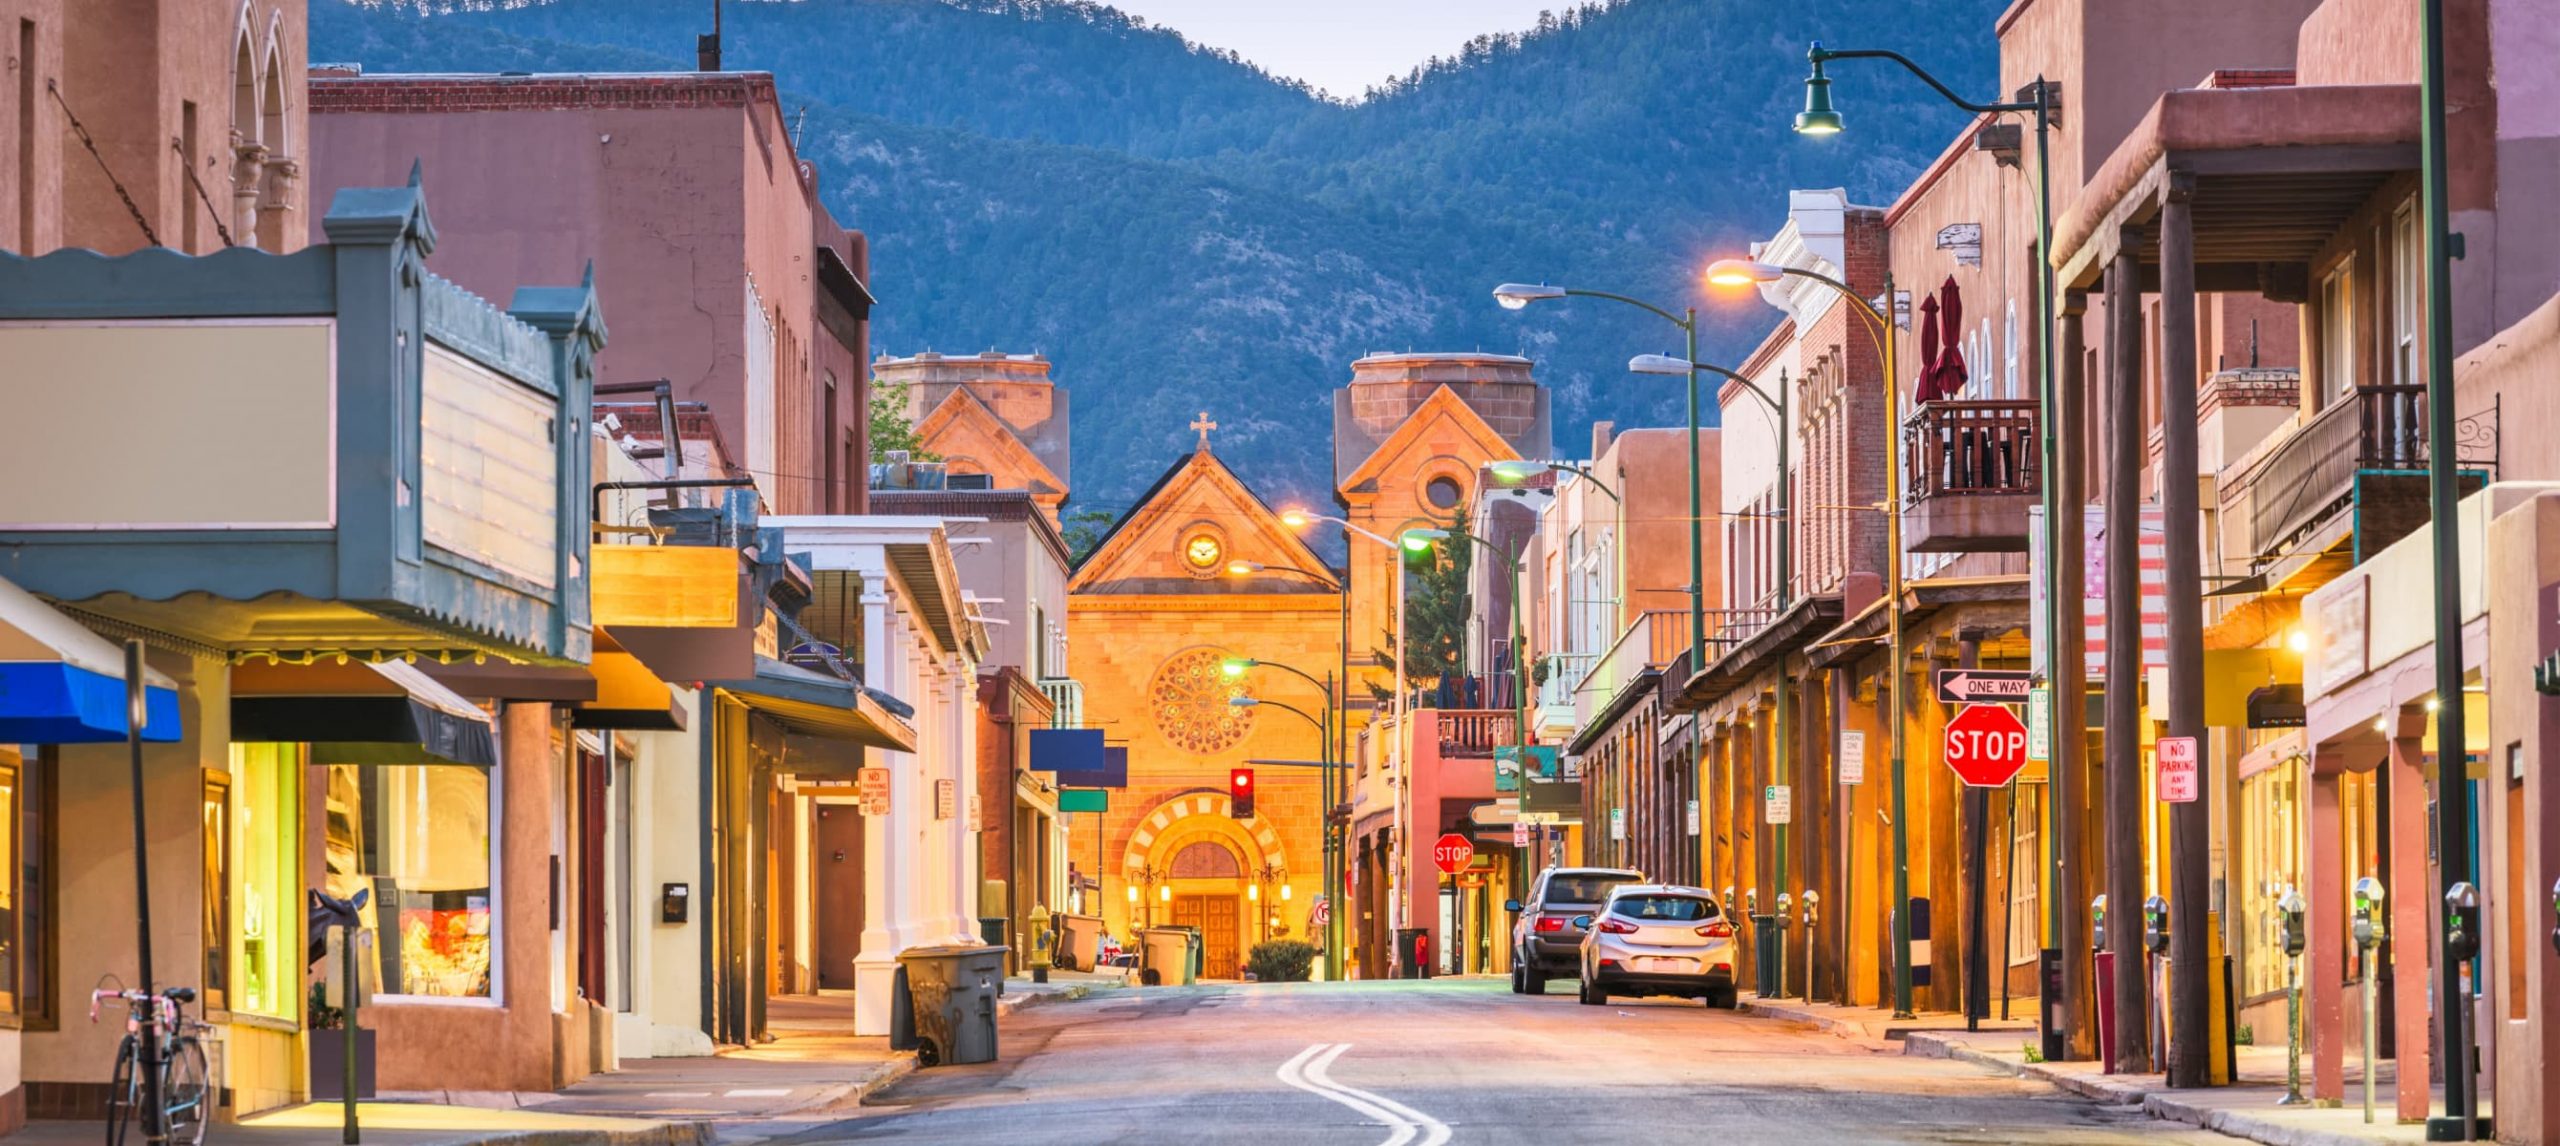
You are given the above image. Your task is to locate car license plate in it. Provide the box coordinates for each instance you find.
[1638,957,1695,973]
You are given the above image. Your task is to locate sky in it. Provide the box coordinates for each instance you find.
[1102,0,1569,100]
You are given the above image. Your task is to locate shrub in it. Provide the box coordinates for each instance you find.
[1246,940,1318,983]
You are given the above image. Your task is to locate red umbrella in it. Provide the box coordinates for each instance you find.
[1916,292,1944,404]
[1934,277,1970,397]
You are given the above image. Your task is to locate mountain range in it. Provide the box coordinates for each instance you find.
[311,0,2003,515]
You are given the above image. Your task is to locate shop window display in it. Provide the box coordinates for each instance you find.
[228,744,300,1017]
[323,763,495,999]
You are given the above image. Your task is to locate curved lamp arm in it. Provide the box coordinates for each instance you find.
[1810,43,2033,117]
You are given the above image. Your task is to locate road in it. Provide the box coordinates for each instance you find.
[739,978,2225,1145]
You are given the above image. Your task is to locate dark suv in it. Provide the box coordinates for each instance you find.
[1507,866,1643,994]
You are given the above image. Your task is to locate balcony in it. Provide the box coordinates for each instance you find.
[1534,650,1598,739]
[2219,384,2497,567]
[1574,610,1686,731]
[1902,399,2040,553]
[1037,676,1085,730]
[1433,709,1520,758]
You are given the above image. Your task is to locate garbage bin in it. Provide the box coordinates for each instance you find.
[896,944,1007,1066]
[979,916,1007,949]
[1752,914,1779,997]
[1139,927,1197,985]
[1395,928,1432,980]
[1055,913,1104,971]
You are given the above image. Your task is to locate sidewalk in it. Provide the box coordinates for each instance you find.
[1730,991,2434,1146]
[0,971,1115,1145]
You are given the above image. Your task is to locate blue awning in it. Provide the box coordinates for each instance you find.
[0,576,179,744]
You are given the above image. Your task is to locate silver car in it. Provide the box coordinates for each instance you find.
[1575,885,1738,1008]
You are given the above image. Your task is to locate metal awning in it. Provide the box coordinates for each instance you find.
[0,576,180,743]
[232,661,497,767]
[709,656,916,751]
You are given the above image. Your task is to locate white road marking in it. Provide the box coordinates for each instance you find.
[1276,1043,1451,1146]
[642,1092,713,1098]
[723,1088,794,1097]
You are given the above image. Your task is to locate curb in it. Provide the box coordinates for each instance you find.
[1735,999,1871,1040]
[1902,1033,2400,1146]
[445,1123,715,1146]
[997,983,1094,1017]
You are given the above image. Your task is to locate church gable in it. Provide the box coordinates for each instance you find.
[1337,384,1522,494]
[916,388,1066,500]
[1069,448,1333,596]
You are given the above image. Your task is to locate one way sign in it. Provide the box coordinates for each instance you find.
[1935,668,2032,705]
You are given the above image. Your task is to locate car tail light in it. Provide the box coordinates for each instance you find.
[1595,918,1639,934]
[1696,920,1736,939]
[1533,915,1567,933]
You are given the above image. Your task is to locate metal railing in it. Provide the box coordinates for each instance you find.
[2221,385,2499,560]
[1904,399,2039,501]
[1537,651,1600,712]
[1037,677,1084,730]
[1574,610,1687,722]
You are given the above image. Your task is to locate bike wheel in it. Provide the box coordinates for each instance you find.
[163,1037,212,1146]
[104,1037,137,1146]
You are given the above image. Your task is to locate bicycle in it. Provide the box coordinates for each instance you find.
[90,983,212,1146]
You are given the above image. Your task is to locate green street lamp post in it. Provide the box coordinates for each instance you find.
[1787,37,2064,1038]
[1493,283,1707,676]
[1632,353,1793,984]
[1706,256,1911,1018]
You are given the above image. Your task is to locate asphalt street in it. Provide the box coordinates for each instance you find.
[736,978,2228,1145]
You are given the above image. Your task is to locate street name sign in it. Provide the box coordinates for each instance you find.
[1763,785,1792,824]
[1944,703,2030,787]
[1432,833,1475,874]
[1936,668,2033,705]
[2157,736,2199,803]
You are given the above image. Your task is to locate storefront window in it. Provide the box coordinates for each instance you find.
[322,763,496,999]
[2237,753,2304,999]
[19,751,51,1027]
[0,753,18,1015]
[228,744,299,1018]
[200,771,229,1013]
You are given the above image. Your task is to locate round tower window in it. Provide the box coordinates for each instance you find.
[1425,475,1465,510]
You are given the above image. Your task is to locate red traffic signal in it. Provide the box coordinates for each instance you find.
[1230,768,1256,818]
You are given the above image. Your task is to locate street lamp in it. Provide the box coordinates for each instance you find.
[1783,38,2071,1043]
[1491,282,1708,674]
[1703,253,1918,1019]
[1631,351,1797,953]
[1283,509,1417,975]
[1220,563,1350,975]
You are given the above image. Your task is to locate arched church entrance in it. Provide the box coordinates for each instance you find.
[1126,792,1288,981]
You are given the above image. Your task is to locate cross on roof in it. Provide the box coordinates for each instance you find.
[1190,411,1217,452]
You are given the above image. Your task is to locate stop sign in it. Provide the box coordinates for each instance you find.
[1944,703,2030,787]
[1432,833,1475,874]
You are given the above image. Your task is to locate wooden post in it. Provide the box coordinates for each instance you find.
[2055,288,2096,1060]
[2159,177,2213,1090]
[2103,243,2152,1074]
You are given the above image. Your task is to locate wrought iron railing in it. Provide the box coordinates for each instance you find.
[1537,651,1600,711]
[1904,399,2039,502]
[2221,385,2499,560]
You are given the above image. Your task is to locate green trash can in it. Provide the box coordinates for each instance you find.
[896,944,1008,1066]
[1752,915,1779,997]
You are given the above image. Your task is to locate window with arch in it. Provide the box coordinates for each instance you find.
[1424,473,1465,511]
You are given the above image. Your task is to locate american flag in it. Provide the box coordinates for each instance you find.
[2031,506,2168,678]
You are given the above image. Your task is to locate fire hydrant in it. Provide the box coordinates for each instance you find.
[1028,903,1054,984]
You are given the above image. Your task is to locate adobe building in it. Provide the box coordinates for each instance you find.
[306,68,874,517]
[877,350,1073,521]
[1066,427,1339,980]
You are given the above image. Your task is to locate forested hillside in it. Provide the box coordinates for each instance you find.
[314,0,2001,511]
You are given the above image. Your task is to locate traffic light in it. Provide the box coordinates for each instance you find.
[1230,768,1256,818]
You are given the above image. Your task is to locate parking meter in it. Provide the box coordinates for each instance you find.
[1776,891,1793,927]
[2090,894,2107,952]
[2351,877,2387,951]
[2142,895,2170,956]
[2276,884,2309,1105]
[2445,881,2480,962]
[1745,887,1759,917]
[2352,876,2385,1123]
[2276,886,2307,957]
[1801,889,1820,930]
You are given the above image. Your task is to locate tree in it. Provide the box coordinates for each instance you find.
[1370,511,1473,698]
[1060,506,1119,565]
[868,375,939,461]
